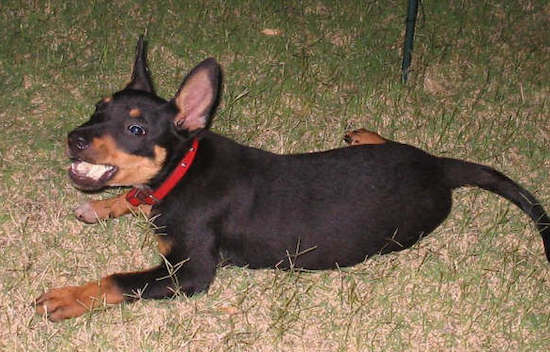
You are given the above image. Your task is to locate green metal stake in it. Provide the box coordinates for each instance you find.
[402,0,419,83]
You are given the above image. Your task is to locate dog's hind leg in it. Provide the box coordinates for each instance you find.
[74,192,151,223]
[343,128,387,145]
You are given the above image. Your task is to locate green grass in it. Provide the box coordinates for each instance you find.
[1,0,549,351]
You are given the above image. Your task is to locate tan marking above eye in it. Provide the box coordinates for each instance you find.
[129,108,141,118]
[103,96,113,103]
[89,136,167,186]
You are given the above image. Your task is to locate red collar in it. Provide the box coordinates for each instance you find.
[126,138,199,206]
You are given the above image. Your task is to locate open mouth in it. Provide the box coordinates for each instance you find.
[68,160,118,191]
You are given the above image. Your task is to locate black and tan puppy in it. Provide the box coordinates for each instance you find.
[35,38,549,321]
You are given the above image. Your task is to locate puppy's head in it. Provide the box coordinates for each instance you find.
[67,37,221,191]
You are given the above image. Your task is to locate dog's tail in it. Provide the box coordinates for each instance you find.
[441,157,550,262]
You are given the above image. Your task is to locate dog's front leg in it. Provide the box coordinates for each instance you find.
[35,234,218,321]
[34,274,125,321]
[74,191,151,223]
[35,263,216,321]
[35,266,178,321]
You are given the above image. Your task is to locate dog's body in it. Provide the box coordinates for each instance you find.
[35,38,550,321]
[152,132,452,270]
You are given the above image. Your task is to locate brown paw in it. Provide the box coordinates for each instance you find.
[34,285,95,321]
[74,193,151,224]
[34,279,124,322]
[344,128,386,145]
[75,201,102,223]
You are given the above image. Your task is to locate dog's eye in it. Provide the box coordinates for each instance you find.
[128,124,147,136]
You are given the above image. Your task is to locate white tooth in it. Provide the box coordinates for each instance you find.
[73,161,112,180]
[76,162,91,173]
[87,164,110,180]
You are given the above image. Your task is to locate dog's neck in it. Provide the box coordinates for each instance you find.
[127,137,199,206]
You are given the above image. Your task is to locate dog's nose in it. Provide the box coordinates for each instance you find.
[68,133,89,153]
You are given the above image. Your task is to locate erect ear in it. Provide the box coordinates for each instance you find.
[173,58,222,132]
[125,35,155,93]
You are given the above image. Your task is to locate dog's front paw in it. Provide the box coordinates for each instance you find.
[35,278,124,321]
[75,201,103,223]
[34,286,93,321]
[74,193,146,223]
